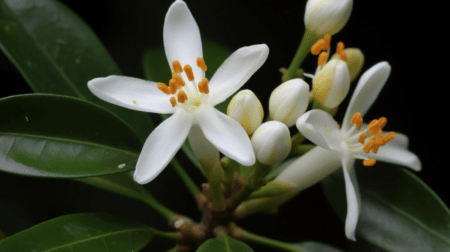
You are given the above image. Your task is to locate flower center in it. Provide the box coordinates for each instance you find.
[157,58,210,111]
[342,112,396,167]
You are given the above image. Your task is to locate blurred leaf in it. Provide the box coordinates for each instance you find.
[294,241,345,252]
[0,213,153,251]
[0,0,154,141]
[196,234,254,252]
[321,163,450,252]
[0,94,141,178]
[142,39,232,168]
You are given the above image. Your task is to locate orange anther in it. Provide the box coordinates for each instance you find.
[363,139,374,154]
[324,34,331,50]
[371,143,380,154]
[318,52,328,67]
[197,57,207,72]
[379,132,396,146]
[177,90,188,103]
[358,132,367,144]
[172,73,185,87]
[169,79,179,94]
[363,159,376,166]
[351,112,362,124]
[198,78,209,94]
[184,65,195,81]
[311,39,325,55]
[339,51,348,62]
[336,42,345,55]
[157,82,171,95]
[172,60,183,73]
[378,117,387,129]
[170,97,177,107]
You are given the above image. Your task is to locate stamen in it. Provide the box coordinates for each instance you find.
[336,42,345,55]
[169,79,179,94]
[170,97,177,107]
[358,132,367,144]
[184,65,195,81]
[339,51,348,62]
[197,57,207,72]
[198,78,209,94]
[172,60,183,73]
[177,90,188,103]
[323,34,331,50]
[363,159,376,166]
[378,117,387,128]
[363,138,374,154]
[351,112,363,130]
[368,119,380,136]
[157,82,171,95]
[318,52,328,67]
[172,73,185,87]
[311,39,325,55]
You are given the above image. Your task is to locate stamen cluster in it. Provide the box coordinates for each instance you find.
[311,34,348,66]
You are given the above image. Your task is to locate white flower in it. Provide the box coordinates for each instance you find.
[88,0,268,184]
[251,121,291,165]
[277,62,421,240]
[269,79,309,127]
[227,90,264,135]
[304,0,353,36]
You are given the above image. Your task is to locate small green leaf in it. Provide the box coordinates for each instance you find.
[294,241,345,252]
[0,213,153,251]
[0,0,154,141]
[321,163,450,252]
[197,234,254,252]
[0,94,141,178]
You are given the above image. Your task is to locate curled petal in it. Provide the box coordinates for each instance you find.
[134,110,193,184]
[208,44,269,105]
[88,76,175,114]
[195,105,255,166]
[342,62,391,131]
[342,161,359,241]
[164,0,203,82]
[296,110,342,151]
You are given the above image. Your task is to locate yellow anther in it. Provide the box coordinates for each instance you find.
[358,132,367,144]
[311,39,325,55]
[318,52,328,67]
[170,97,177,107]
[184,65,195,81]
[197,57,207,72]
[363,159,377,166]
[172,60,183,73]
[324,34,331,50]
[336,42,345,55]
[177,90,188,103]
[169,79,179,94]
[172,73,185,87]
[157,82,171,95]
[133,100,137,105]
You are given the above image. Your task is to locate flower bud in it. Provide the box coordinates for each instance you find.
[247,181,297,200]
[251,121,291,165]
[269,79,310,127]
[304,0,353,36]
[227,90,264,135]
[313,59,350,108]
[331,48,364,82]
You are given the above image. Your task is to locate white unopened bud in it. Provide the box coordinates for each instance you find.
[227,90,264,135]
[251,121,291,165]
[313,59,350,108]
[331,48,364,82]
[304,0,353,36]
[269,79,310,127]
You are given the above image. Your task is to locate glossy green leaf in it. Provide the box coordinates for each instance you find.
[0,94,142,178]
[321,163,450,252]
[142,40,233,168]
[294,241,345,252]
[0,0,153,141]
[196,234,254,252]
[0,213,153,251]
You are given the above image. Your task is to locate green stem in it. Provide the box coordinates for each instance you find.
[241,231,304,252]
[282,30,320,82]
[143,195,178,222]
[150,228,183,242]
[311,99,338,117]
[170,159,201,197]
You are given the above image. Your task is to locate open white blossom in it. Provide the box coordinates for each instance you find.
[277,62,421,240]
[88,0,268,184]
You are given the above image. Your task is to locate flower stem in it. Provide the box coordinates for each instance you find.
[150,228,183,242]
[282,29,320,82]
[170,159,201,197]
[143,194,178,222]
[230,224,303,252]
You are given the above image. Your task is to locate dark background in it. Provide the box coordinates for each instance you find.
[0,0,445,251]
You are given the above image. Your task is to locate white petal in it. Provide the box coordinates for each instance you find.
[208,44,269,105]
[296,110,342,151]
[164,0,203,82]
[342,62,391,131]
[88,76,175,114]
[188,125,220,171]
[133,110,193,184]
[342,162,359,241]
[194,105,255,166]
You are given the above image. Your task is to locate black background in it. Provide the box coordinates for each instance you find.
[0,0,446,251]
